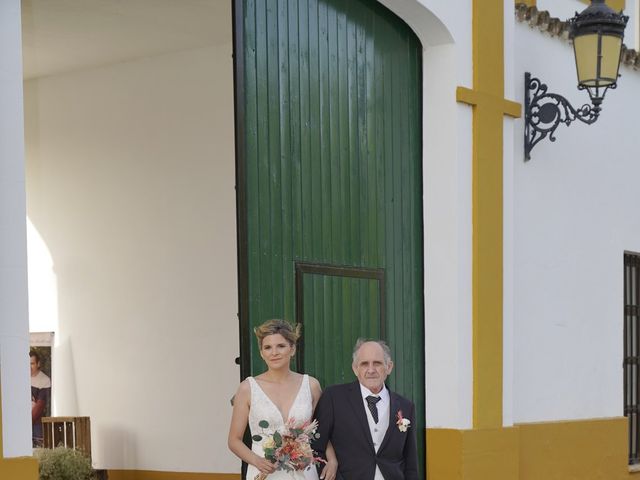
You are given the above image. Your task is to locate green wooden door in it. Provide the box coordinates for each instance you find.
[236,0,424,472]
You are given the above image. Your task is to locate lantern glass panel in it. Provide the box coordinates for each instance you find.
[574,33,598,85]
[574,33,622,87]
[599,34,623,84]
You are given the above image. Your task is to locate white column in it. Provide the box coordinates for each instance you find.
[0,0,32,458]
[423,45,474,429]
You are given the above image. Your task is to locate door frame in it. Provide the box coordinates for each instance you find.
[294,262,386,372]
[231,0,427,475]
[232,0,251,381]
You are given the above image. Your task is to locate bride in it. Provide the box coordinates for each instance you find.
[228,319,337,480]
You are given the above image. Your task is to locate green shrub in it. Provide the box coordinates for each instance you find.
[34,448,95,480]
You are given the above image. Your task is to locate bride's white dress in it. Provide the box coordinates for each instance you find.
[246,375,320,480]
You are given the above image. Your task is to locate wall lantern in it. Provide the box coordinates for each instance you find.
[524,0,628,160]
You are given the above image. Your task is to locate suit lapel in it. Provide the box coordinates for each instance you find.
[378,388,398,453]
[347,382,376,452]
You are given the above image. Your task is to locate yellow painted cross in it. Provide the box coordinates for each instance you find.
[457,0,521,430]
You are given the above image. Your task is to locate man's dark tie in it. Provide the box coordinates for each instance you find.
[366,395,381,423]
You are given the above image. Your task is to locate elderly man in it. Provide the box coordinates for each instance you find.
[313,339,418,480]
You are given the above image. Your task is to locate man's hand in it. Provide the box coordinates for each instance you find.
[320,459,338,480]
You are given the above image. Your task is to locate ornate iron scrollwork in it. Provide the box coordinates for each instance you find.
[524,72,601,161]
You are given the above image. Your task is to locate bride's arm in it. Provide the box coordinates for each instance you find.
[310,378,338,480]
[227,380,276,476]
[322,442,338,480]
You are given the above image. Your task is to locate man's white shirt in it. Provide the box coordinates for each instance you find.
[31,370,51,389]
[359,384,389,480]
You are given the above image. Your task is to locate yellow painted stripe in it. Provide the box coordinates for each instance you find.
[427,427,519,480]
[426,418,629,479]
[456,87,521,118]
[462,0,526,434]
[517,0,537,7]
[108,471,240,480]
[0,382,39,479]
[471,0,504,430]
[426,429,464,480]
[0,458,39,480]
[518,417,628,479]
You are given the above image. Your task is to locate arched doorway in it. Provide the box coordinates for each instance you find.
[234,0,425,473]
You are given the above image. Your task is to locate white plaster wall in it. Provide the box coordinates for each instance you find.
[22,2,477,468]
[535,0,638,52]
[417,0,472,87]
[381,0,474,429]
[423,46,473,429]
[634,0,640,51]
[536,0,595,23]
[24,29,240,476]
[0,0,32,459]
[420,0,474,430]
[513,21,640,422]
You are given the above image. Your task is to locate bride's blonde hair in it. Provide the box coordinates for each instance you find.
[254,319,301,348]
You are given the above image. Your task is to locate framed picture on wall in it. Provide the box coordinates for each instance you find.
[30,331,53,447]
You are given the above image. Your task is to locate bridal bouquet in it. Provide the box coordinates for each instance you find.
[252,418,325,480]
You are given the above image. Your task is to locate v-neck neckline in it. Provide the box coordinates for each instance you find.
[252,374,306,423]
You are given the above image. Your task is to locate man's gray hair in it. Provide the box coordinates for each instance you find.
[352,338,393,366]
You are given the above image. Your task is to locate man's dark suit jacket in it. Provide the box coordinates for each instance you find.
[313,381,419,480]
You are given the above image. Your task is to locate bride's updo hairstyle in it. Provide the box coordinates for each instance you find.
[254,319,301,348]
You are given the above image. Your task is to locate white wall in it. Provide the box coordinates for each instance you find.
[24,24,240,475]
[0,0,32,459]
[423,46,473,430]
[535,0,638,52]
[420,0,474,431]
[21,0,480,466]
[379,0,474,429]
[536,0,594,22]
[512,20,640,422]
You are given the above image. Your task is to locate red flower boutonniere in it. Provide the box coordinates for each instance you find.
[396,410,411,432]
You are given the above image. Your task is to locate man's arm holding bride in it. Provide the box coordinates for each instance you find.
[310,377,338,480]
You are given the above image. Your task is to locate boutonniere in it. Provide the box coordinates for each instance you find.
[396,410,411,432]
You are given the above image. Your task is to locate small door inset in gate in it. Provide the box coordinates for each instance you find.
[294,262,384,387]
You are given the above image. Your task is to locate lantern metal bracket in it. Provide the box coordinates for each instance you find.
[524,72,602,161]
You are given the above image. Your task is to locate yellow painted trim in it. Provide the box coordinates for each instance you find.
[426,429,463,480]
[463,0,527,433]
[426,418,632,480]
[0,458,39,479]
[108,471,240,480]
[456,87,521,118]
[466,0,506,430]
[0,382,39,480]
[518,417,629,480]
[580,0,625,13]
[517,0,536,7]
[427,427,519,480]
